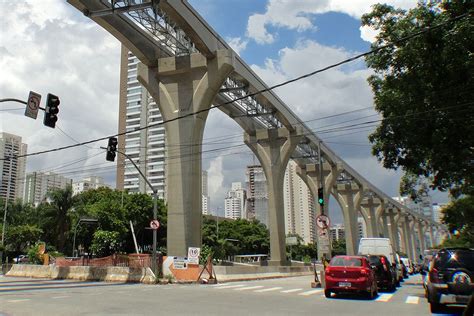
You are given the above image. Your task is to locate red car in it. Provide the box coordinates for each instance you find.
[325,255,378,299]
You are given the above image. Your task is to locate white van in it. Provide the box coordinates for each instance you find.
[358,238,403,285]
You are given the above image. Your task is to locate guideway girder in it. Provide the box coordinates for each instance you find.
[137,49,235,257]
[245,127,303,265]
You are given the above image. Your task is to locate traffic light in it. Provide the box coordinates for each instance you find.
[318,188,324,206]
[106,137,118,162]
[43,93,60,128]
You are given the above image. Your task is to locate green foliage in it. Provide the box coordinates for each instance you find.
[441,195,474,247]
[285,234,318,262]
[399,172,430,202]
[202,217,270,261]
[331,239,346,256]
[5,224,43,253]
[91,230,121,257]
[362,2,474,196]
[27,243,44,265]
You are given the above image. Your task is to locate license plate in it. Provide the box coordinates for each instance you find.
[339,282,351,287]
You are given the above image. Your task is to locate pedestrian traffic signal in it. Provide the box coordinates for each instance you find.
[318,188,324,206]
[106,137,118,162]
[43,93,60,128]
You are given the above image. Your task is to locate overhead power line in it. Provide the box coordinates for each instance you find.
[3,11,470,161]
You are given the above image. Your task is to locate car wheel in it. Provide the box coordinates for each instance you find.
[396,280,401,287]
[324,289,331,298]
[430,302,443,313]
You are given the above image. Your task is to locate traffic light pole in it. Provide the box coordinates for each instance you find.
[318,141,324,215]
[105,147,159,279]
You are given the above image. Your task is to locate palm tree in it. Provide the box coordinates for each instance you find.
[46,185,75,253]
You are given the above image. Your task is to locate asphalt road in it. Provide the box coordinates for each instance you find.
[0,274,467,316]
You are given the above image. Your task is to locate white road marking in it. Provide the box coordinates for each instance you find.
[52,296,70,299]
[7,299,30,303]
[234,286,264,291]
[214,284,244,289]
[298,289,323,296]
[254,287,283,293]
[281,288,303,293]
[376,294,394,302]
[405,296,420,304]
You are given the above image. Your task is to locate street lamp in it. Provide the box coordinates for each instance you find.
[72,218,98,257]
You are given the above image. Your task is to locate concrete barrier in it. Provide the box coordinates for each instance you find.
[213,264,319,281]
[6,264,155,283]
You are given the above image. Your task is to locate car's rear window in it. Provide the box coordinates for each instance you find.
[434,250,474,270]
[368,256,381,265]
[331,257,363,267]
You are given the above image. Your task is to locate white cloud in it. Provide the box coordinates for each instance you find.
[226,36,248,55]
[246,0,417,44]
[207,156,224,198]
[0,0,120,185]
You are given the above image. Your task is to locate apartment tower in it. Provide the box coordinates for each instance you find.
[0,132,27,202]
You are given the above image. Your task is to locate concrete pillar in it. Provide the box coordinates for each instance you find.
[388,209,400,252]
[335,183,360,255]
[429,225,436,247]
[245,127,303,265]
[403,217,415,261]
[381,214,389,238]
[296,161,342,258]
[417,221,426,261]
[410,220,421,262]
[137,50,235,256]
[361,197,379,237]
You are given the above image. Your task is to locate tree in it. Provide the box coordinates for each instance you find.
[45,185,75,253]
[332,239,346,256]
[362,2,474,197]
[441,195,474,247]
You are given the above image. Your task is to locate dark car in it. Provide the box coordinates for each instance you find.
[424,248,474,313]
[324,255,378,299]
[368,255,397,292]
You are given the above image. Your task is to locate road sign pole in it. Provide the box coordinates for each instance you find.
[152,190,158,278]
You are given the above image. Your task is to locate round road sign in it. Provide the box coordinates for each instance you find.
[316,215,330,229]
[150,219,160,230]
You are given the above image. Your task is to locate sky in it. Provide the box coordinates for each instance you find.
[0,0,448,224]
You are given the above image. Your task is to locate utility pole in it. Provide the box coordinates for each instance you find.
[1,144,14,271]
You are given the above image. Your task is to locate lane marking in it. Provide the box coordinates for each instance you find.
[405,296,419,304]
[254,287,283,293]
[376,294,394,302]
[214,284,244,289]
[298,289,323,296]
[7,299,30,303]
[234,286,264,291]
[52,296,70,299]
[281,288,303,293]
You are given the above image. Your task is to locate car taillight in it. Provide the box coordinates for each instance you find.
[360,268,368,275]
[381,257,388,271]
[430,267,440,283]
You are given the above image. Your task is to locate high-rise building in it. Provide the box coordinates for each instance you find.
[246,165,268,226]
[224,182,246,220]
[0,132,27,202]
[393,195,433,218]
[116,46,166,197]
[202,171,210,215]
[358,216,367,240]
[432,203,446,224]
[24,172,72,205]
[283,160,317,244]
[330,224,345,241]
[72,176,110,195]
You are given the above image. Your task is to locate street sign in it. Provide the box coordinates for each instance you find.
[316,214,330,229]
[149,219,160,230]
[173,257,187,270]
[25,91,41,119]
[187,247,200,264]
[286,236,298,245]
